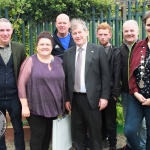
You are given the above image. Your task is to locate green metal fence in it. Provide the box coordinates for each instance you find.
[0,1,149,55]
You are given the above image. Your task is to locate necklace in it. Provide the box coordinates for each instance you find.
[138,54,150,88]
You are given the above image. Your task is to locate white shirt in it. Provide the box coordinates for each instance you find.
[75,43,87,93]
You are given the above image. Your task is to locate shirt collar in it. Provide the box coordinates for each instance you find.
[123,40,138,51]
[0,42,11,49]
[76,42,88,51]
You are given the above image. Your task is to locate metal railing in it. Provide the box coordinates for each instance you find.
[0,1,149,55]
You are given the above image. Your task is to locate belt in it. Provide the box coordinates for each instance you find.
[73,92,86,95]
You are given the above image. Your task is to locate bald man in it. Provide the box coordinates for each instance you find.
[52,13,75,59]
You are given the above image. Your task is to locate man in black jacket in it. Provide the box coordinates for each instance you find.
[52,13,75,59]
[117,20,146,150]
[96,22,121,150]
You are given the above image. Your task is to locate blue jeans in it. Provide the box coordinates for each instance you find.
[122,92,146,150]
[0,98,25,150]
[124,95,150,150]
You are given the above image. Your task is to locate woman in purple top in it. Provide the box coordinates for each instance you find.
[18,31,65,150]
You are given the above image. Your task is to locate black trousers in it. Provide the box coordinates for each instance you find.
[27,114,56,150]
[0,98,25,150]
[102,95,117,148]
[72,93,102,150]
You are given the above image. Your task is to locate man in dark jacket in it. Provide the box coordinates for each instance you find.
[0,18,26,150]
[96,22,121,150]
[52,13,75,59]
[117,20,146,150]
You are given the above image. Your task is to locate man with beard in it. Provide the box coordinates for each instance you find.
[52,13,75,59]
[96,22,121,150]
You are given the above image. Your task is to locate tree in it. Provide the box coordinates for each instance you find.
[0,0,116,22]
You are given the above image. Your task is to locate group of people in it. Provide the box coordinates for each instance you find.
[0,10,150,150]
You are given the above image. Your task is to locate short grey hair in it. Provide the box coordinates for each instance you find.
[70,18,88,32]
[123,20,139,31]
[0,18,12,27]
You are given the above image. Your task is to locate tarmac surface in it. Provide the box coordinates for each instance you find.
[6,134,126,150]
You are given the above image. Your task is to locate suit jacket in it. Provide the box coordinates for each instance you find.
[63,42,110,109]
[11,41,26,82]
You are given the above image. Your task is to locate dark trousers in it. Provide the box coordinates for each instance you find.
[102,95,117,148]
[72,93,102,150]
[27,113,56,150]
[0,98,25,150]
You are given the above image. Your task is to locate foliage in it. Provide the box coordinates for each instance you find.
[0,0,148,26]
[0,0,149,56]
[116,105,124,125]
[0,0,116,22]
[0,0,118,55]
[116,96,124,125]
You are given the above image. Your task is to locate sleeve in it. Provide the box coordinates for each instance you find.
[112,48,122,97]
[63,51,69,102]
[18,57,32,98]
[129,43,140,94]
[21,45,26,64]
[129,73,139,94]
[99,46,110,100]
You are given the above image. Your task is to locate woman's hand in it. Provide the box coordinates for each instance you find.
[20,98,30,117]
[22,106,30,117]
[65,102,71,112]
[142,98,150,106]
[134,92,147,103]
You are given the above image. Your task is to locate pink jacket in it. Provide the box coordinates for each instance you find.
[129,38,148,94]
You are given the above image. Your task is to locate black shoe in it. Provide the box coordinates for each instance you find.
[109,146,116,150]
[117,144,132,150]
[102,138,109,148]
[86,134,90,149]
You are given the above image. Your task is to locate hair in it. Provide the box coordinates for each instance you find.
[56,13,70,22]
[0,18,12,27]
[36,31,53,46]
[97,22,112,32]
[123,20,139,31]
[70,18,88,32]
[143,11,150,24]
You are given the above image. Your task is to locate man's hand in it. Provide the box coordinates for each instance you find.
[113,96,117,101]
[98,98,108,111]
[65,102,71,112]
[134,92,146,103]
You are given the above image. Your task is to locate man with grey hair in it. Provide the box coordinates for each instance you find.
[63,18,110,150]
[117,20,146,150]
[0,18,26,150]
